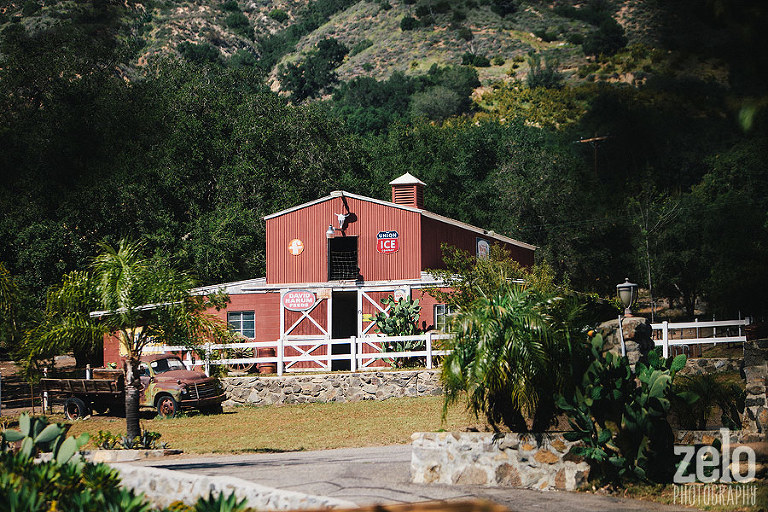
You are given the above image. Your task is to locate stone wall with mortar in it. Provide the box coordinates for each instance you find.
[743,339,768,439]
[222,370,442,406]
[111,463,355,509]
[678,357,741,376]
[410,432,590,491]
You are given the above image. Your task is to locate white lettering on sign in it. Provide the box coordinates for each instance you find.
[288,239,304,256]
[282,290,316,311]
[376,231,400,254]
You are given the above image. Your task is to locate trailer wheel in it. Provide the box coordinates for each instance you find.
[64,397,90,420]
[156,395,178,418]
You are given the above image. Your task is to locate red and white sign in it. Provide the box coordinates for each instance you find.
[282,290,316,311]
[288,239,304,256]
[376,231,399,254]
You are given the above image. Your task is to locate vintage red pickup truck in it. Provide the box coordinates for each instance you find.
[41,354,225,419]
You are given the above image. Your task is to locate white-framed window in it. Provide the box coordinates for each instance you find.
[227,311,255,338]
[433,304,454,333]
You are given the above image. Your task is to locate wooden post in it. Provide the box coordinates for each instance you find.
[350,336,357,372]
[426,332,433,369]
[86,364,92,380]
[662,320,669,359]
[277,338,284,376]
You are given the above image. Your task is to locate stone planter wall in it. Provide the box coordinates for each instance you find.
[411,432,590,491]
[223,370,441,406]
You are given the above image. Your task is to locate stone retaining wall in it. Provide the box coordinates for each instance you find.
[111,463,355,510]
[679,357,741,376]
[743,339,768,438]
[223,370,442,406]
[410,432,590,491]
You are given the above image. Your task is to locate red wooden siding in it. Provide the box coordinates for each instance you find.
[420,216,534,271]
[266,196,422,284]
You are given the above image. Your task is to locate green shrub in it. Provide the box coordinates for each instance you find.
[670,374,745,430]
[492,55,505,66]
[433,0,451,13]
[490,0,516,17]
[400,16,419,31]
[221,0,240,11]
[178,42,222,65]
[22,1,41,16]
[456,26,473,41]
[268,9,289,23]
[226,12,253,40]
[526,52,563,89]
[582,18,627,57]
[452,10,466,22]
[378,1,392,11]
[461,52,490,67]
[414,5,430,18]
[362,62,373,71]
[228,49,257,68]
[351,39,373,55]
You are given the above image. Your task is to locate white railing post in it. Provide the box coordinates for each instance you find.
[204,343,211,377]
[350,336,357,372]
[328,338,333,370]
[42,367,49,413]
[277,338,284,376]
[86,364,92,380]
[426,332,433,369]
[662,321,669,359]
[618,315,626,357]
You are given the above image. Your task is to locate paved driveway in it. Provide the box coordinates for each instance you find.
[130,445,690,511]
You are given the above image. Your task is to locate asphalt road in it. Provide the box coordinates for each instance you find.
[130,444,692,511]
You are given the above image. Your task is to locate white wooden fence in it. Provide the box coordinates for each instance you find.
[156,333,451,376]
[651,317,751,358]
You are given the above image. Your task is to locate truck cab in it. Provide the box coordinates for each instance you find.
[138,354,225,417]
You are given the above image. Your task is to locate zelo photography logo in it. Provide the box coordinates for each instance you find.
[673,429,759,507]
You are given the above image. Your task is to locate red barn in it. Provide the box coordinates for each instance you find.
[104,173,535,372]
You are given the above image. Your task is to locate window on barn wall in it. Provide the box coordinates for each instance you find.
[433,304,454,333]
[328,237,359,280]
[228,311,255,338]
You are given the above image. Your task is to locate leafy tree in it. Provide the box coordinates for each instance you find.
[526,53,563,89]
[177,42,222,65]
[582,18,627,57]
[278,38,348,103]
[410,86,463,122]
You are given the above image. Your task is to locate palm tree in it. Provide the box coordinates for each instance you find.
[0,262,19,348]
[441,283,585,431]
[91,239,230,439]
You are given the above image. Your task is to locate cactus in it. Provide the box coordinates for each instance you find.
[1,413,89,464]
[558,332,689,483]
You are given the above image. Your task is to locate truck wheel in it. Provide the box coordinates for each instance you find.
[64,397,90,420]
[156,395,178,418]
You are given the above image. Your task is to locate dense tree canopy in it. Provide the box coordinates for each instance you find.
[1,0,767,356]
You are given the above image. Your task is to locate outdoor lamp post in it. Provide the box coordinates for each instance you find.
[617,278,639,316]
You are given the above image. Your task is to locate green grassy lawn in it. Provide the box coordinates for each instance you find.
[34,396,475,454]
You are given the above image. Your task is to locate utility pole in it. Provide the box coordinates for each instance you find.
[577,135,609,175]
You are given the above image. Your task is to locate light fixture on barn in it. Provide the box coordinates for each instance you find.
[326,224,337,238]
[615,278,639,358]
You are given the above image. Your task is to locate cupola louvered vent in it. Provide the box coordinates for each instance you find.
[389,173,425,209]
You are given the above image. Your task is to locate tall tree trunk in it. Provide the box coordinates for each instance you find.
[124,357,141,440]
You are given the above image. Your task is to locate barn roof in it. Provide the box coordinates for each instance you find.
[263,191,536,251]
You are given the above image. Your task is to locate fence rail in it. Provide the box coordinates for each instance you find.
[651,317,750,358]
[154,333,452,376]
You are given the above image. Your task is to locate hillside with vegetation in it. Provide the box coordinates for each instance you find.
[1,0,768,357]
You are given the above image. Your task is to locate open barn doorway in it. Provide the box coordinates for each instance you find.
[331,291,357,370]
